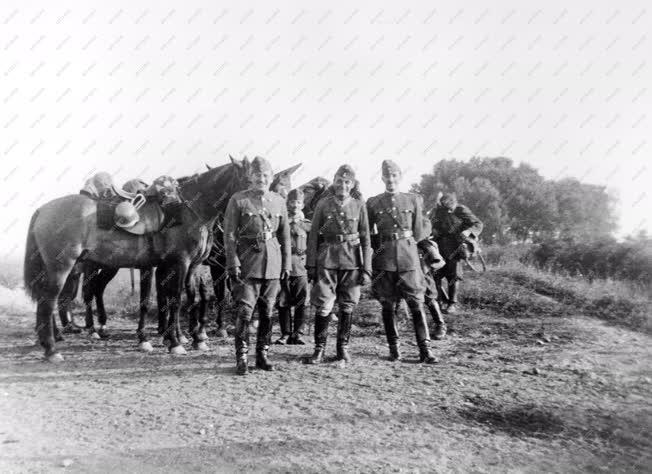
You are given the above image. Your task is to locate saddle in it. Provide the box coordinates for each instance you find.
[92,175,182,235]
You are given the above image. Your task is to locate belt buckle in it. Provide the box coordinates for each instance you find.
[336,234,344,243]
[391,232,399,240]
[261,231,273,241]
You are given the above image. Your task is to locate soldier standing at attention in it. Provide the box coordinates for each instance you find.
[429,193,483,314]
[275,188,311,345]
[305,165,372,364]
[223,156,291,375]
[366,160,438,363]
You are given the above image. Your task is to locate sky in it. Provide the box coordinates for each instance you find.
[1,0,650,260]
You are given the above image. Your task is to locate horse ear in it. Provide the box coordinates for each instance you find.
[229,155,242,168]
[276,163,302,178]
[205,163,212,170]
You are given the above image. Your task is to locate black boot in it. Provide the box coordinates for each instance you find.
[445,281,460,314]
[275,307,291,344]
[426,299,447,340]
[59,309,82,334]
[255,303,274,371]
[410,302,438,364]
[336,309,353,363]
[290,304,306,345]
[234,312,250,375]
[382,302,401,361]
[306,314,329,364]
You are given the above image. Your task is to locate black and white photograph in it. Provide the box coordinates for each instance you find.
[0,0,650,472]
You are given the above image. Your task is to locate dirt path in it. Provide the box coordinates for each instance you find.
[0,282,650,473]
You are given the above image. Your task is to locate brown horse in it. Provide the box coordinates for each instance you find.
[24,157,251,361]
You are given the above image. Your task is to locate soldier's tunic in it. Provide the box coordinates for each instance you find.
[366,192,426,303]
[429,204,483,281]
[306,194,372,316]
[278,214,311,309]
[223,188,291,313]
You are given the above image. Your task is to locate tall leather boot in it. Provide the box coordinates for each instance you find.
[336,309,353,363]
[446,280,460,314]
[255,303,274,371]
[426,298,447,340]
[275,306,291,344]
[234,310,250,375]
[409,302,438,364]
[290,304,306,345]
[382,302,401,361]
[307,313,330,364]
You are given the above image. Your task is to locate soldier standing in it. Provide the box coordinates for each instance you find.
[366,160,438,363]
[223,156,291,375]
[429,193,483,314]
[275,188,311,345]
[305,165,372,364]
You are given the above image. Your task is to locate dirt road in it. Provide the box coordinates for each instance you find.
[0,272,650,473]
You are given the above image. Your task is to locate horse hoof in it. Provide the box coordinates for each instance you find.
[169,345,187,356]
[179,335,189,345]
[192,341,210,351]
[158,337,166,346]
[197,330,209,341]
[138,341,154,353]
[90,332,101,340]
[46,352,64,363]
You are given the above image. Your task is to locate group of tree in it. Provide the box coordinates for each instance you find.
[411,157,617,244]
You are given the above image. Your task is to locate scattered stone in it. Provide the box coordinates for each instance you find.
[536,339,545,345]
[523,368,540,376]
[198,428,206,435]
[61,459,74,468]
[125,409,131,416]
[542,336,552,343]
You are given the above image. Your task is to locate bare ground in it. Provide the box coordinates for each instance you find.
[0,269,650,473]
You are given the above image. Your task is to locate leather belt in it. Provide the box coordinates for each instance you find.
[380,229,413,241]
[240,231,275,242]
[323,233,360,244]
[292,248,306,256]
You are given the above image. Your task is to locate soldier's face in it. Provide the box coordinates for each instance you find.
[287,199,303,215]
[382,171,402,192]
[250,170,272,191]
[333,176,354,198]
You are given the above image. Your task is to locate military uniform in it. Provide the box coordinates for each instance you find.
[367,160,437,362]
[306,165,372,363]
[429,195,483,312]
[277,188,311,345]
[223,157,291,374]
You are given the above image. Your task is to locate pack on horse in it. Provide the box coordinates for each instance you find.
[24,157,251,361]
[199,162,302,336]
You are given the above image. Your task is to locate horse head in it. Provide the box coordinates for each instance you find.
[270,163,302,198]
[298,176,331,218]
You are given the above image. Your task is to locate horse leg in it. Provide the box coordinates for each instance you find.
[58,271,82,334]
[82,266,98,338]
[167,262,188,355]
[198,274,209,342]
[210,264,228,338]
[37,270,70,362]
[189,273,209,351]
[95,267,118,338]
[155,265,168,339]
[137,267,154,352]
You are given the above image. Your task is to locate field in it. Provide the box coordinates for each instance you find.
[0,260,650,473]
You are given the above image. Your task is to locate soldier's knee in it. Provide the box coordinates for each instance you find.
[236,305,254,321]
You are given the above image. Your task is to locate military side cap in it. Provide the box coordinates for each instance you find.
[334,164,355,180]
[381,159,401,176]
[251,156,273,174]
[287,188,304,201]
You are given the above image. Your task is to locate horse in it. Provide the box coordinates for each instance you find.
[23,157,251,361]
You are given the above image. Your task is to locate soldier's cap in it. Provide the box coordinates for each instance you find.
[250,156,273,174]
[334,164,356,180]
[287,188,304,201]
[381,159,401,176]
[440,193,457,210]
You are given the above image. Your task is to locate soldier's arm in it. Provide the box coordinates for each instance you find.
[277,198,292,274]
[455,205,483,236]
[223,196,241,271]
[413,194,425,241]
[358,201,373,275]
[306,200,324,269]
[365,197,380,252]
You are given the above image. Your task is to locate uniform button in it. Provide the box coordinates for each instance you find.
[394,224,398,228]
[340,212,344,215]
[392,207,396,210]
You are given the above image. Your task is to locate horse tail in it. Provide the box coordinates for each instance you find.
[23,209,46,302]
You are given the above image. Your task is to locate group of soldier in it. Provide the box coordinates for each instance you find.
[223,156,483,375]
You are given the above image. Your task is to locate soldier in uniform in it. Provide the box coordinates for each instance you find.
[275,188,311,345]
[305,164,372,364]
[418,216,448,339]
[429,193,483,314]
[366,160,438,363]
[223,156,291,375]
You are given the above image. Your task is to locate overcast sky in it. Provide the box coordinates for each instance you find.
[1,0,650,259]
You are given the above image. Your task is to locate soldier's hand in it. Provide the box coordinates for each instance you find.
[358,271,372,286]
[228,267,242,283]
[307,267,318,284]
[280,270,290,281]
